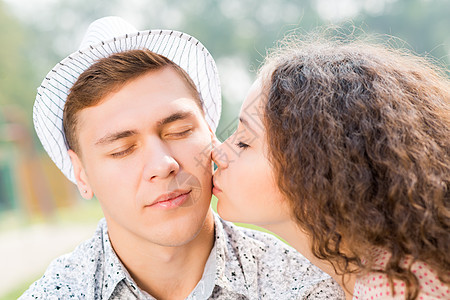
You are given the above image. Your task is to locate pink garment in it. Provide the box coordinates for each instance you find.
[353,248,449,299]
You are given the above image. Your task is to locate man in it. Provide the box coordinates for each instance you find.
[21,17,343,299]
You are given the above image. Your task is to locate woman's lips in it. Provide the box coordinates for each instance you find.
[212,181,222,195]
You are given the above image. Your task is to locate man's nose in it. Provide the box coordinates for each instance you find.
[142,139,179,182]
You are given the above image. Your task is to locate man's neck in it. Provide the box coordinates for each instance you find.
[107,210,215,300]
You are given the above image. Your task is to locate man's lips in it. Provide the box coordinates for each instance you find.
[147,190,191,208]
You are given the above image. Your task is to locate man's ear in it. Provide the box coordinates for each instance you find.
[68,149,93,199]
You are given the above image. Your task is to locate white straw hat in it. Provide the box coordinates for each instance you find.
[33,16,222,183]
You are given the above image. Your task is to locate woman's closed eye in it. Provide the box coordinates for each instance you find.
[236,141,250,149]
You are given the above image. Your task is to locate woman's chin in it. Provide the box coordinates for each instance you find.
[217,205,256,225]
[216,202,242,223]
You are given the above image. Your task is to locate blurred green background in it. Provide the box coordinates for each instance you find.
[0,0,449,298]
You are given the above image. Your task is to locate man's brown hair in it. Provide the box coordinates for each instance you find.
[63,49,202,154]
[260,34,450,299]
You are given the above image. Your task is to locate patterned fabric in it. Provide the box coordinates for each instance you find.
[20,213,344,299]
[353,248,449,299]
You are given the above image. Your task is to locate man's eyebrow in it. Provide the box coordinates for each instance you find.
[94,112,194,146]
[95,130,137,146]
[157,111,194,127]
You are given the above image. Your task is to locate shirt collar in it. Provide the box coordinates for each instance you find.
[188,241,217,299]
[99,213,261,299]
[99,219,134,299]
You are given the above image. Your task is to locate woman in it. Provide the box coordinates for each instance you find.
[212,35,450,300]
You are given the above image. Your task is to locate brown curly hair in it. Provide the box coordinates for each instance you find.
[260,34,450,299]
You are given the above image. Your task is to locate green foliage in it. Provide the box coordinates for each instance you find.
[2,0,448,135]
[354,0,450,69]
[0,2,36,119]
[0,279,34,300]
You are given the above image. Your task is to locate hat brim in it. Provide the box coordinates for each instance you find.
[33,30,221,183]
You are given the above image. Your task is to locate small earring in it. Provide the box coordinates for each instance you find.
[83,190,87,193]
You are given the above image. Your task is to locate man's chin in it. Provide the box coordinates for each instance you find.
[158,206,213,242]
[151,210,214,247]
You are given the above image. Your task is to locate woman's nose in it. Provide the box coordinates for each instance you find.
[211,137,229,170]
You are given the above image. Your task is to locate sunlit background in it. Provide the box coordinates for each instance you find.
[0,0,448,298]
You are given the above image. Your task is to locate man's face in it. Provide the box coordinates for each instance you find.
[71,67,213,247]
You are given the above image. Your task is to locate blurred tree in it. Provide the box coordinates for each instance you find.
[159,0,321,64]
[11,0,121,84]
[0,1,80,216]
[2,0,448,139]
[144,0,324,135]
[352,0,450,70]
[0,1,36,122]
[0,2,33,213]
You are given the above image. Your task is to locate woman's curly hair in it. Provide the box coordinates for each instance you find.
[260,33,450,299]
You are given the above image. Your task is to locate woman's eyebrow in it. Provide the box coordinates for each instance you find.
[239,116,254,132]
